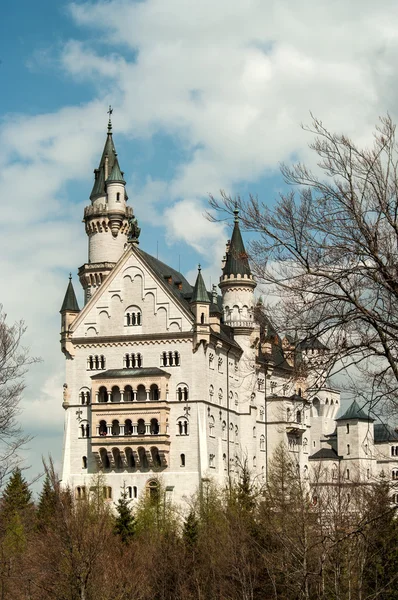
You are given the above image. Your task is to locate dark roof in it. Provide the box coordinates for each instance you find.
[336,400,374,422]
[60,277,80,313]
[222,211,252,278]
[374,423,398,443]
[325,427,337,438]
[91,367,170,380]
[106,156,125,184]
[90,131,117,199]
[309,448,341,461]
[191,267,210,303]
[297,336,328,351]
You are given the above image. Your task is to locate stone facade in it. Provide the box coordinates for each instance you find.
[60,124,398,507]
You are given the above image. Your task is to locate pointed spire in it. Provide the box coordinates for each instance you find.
[222,208,252,277]
[191,265,210,303]
[90,108,118,200]
[106,153,126,184]
[60,275,80,313]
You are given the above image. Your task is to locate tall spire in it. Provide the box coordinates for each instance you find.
[90,108,118,200]
[222,208,252,278]
[191,265,210,303]
[60,274,80,313]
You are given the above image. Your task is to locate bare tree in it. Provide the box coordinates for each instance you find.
[0,306,38,485]
[209,115,398,409]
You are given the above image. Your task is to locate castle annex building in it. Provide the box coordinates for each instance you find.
[60,118,398,504]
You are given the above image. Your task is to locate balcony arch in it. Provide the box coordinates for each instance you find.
[98,386,108,403]
[138,446,148,469]
[124,419,133,436]
[136,384,146,402]
[111,420,120,436]
[137,419,146,436]
[99,447,110,469]
[151,446,162,468]
[112,448,123,469]
[99,420,107,436]
[124,385,133,402]
[125,447,136,468]
[150,384,159,401]
[150,418,159,435]
[111,386,121,403]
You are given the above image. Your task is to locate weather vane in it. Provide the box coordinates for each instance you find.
[107,105,113,131]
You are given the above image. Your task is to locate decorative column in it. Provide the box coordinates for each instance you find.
[107,425,112,435]
[107,391,112,403]
[96,426,100,436]
[120,425,125,435]
[146,389,150,401]
[133,390,137,401]
[120,390,124,402]
[145,423,150,434]
[132,424,137,435]
[95,391,99,403]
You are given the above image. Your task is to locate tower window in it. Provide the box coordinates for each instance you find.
[116,192,120,202]
[347,444,350,455]
[82,456,87,469]
[346,423,350,434]
[180,453,185,467]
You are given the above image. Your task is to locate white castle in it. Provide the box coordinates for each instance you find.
[60,117,398,505]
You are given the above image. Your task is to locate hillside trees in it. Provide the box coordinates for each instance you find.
[209,116,398,409]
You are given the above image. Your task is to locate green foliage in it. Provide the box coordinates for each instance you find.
[114,485,135,544]
[36,473,57,529]
[1,467,32,517]
[183,509,199,546]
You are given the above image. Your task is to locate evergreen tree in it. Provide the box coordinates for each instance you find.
[36,473,57,529]
[114,485,135,544]
[183,508,199,546]
[1,467,32,517]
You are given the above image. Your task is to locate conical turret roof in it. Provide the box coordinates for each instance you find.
[336,400,374,422]
[106,155,126,184]
[90,119,118,199]
[222,209,252,278]
[191,266,210,303]
[60,275,80,313]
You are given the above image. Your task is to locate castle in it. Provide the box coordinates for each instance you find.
[60,117,398,505]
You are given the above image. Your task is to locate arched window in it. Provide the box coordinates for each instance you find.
[303,437,308,453]
[124,419,133,435]
[286,407,291,421]
[253,456,257,468]
[392,469,398,481]
[347,444,350,456]
[296,410,301,423]
[125,308,142,327]
[209,454,215,468]
[103,487,112,499]
[75,486,86,500]
[260,435,265,451]
[99,447,110,469]
[150,384,159,401]
[209,385,214,402]
[151,447,162,468]
[209,416,215,437]
[111,386,121,403]
[127,486,132,499]
[253,426,256,438]
[116,192,120,202]
[99,420,107,436]
[180,453,185,467]
[332,464,337,479]
[112,420,120,436]
[177,418,189,435]
[100,355,105,369]
[218,388,223,405]
[346,469,350,480]
[136,384,146,402]
[82,456,87,469]
[174,351,180,366]
[150,418,159,435]
[137,419,145,435]
[346,423,350,434]
[147,480,160,503]
[133,486,138,498]
[200,312,205,324]
[124,385,133,402]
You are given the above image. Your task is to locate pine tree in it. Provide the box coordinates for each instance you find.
[36,473,57,529]
[114,485,135,544]
[1,467,32,517]
[183,509,199,546]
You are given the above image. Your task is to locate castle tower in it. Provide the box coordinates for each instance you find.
[79,110,133,303]
[190,265,211,347]
[219,208,256,331]
[60,274,80,357]
[336,400,375,479]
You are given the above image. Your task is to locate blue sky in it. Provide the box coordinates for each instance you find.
[2,0,398,493]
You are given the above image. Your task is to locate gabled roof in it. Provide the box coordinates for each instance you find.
[374,423,398,443]
[336,400,374,422]
[60,276,80,313]
[297,336,328,351]
[309,448,341,461]
[191,266,210,303]
[222,209,252,278]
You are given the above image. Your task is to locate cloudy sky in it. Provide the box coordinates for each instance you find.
[1,0,398,491]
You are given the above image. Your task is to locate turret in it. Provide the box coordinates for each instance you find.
[219,208,256,331]
[60,275,80,357]
[336,400,375,477]
[191,265,210,347]
[79,109,133,303]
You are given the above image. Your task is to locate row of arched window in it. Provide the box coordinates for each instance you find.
[98,446,164,470]
[87,355,106,370]
[126,311,141,326]
[75,486,112,500]
[98,418,160,436]
[161,351,180,367]
[79,384,189,404]
[124,353,142,368]
[286,408,303,423]
[97,384,159,403]
[209,416,238,438]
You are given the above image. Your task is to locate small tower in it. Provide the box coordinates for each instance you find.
[191,265,211,347]
[79,109,133,303]
[60,275,80,357]
[336,400,375,479]
[219,207,256,331]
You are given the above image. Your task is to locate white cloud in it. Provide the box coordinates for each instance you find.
[4,0,398,482]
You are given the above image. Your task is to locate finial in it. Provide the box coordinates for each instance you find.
[233,201,239,223]
[198,264,202,273]
[107,105,113,132]
[69,272,72,281]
